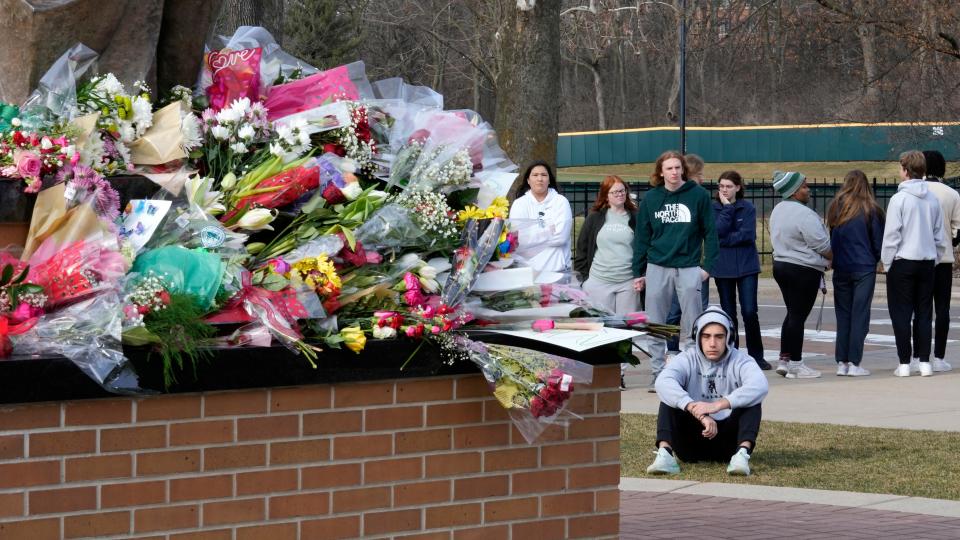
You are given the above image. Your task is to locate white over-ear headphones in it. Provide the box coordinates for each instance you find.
[690,306,737,349]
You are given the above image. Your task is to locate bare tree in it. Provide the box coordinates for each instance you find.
[496,0,562,187]
[216,0,285,41]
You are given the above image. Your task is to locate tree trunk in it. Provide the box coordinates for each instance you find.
[216,0,284,42]
[495,0,561,199]
[617,44,627,128]
[588,61,606,131]
[854,0,880,117]
[857,21,880,114]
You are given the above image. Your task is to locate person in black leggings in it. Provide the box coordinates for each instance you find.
[769,171,832,379]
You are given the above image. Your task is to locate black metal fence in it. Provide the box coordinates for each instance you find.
[560,177,960,263]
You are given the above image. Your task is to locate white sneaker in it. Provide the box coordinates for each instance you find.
[909,358,920,373]
[836,362,849,376]
[846,364,871,377]
[893,364,911,377]
[646,447,680,475]
[726,447,751,476]
[932,358,953,372]
[785,361,821,379]
[775,359,789,376]
[919,361,933,377]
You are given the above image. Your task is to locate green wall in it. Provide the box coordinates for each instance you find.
[557,124,960,167]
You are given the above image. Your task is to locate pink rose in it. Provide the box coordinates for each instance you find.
[15,151,42,179]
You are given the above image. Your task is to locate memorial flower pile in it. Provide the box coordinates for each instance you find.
[0,26,651,440]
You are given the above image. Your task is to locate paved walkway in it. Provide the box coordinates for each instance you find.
[620,485,960,539]
[620,277,960,537]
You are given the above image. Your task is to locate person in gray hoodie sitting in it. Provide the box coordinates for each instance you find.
[882,150,946,377]
[646,307,769,476]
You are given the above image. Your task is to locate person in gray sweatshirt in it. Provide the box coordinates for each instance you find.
[646,307,769,476]
[769,171,832,379]
[882,150,945,377]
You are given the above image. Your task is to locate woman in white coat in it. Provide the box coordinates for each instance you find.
[509,161,573,274]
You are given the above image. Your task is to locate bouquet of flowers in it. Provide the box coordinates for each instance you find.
[198,97,273,181]
[0,130,77,192]
[448,335,594,443]
[0,260,44,357]
[390,190,460,249]
[442,217,505,309]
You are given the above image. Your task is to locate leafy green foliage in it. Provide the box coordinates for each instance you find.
[143,293,217,389]
[284,0,367,69]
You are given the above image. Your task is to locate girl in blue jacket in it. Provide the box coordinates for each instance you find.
[712,171,768,370]
[826,170,884,377]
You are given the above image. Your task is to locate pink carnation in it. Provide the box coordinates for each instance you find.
[403,272,420,291]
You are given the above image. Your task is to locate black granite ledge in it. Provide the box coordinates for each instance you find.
[1,174,162,222]
[0,335,627,405]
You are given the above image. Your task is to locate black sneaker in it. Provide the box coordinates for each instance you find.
[756,359,772,370]
[620,375,627,391]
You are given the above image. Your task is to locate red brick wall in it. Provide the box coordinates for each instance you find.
[0,365,620,539]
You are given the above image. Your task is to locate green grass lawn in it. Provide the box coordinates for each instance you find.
[559,161,912,183]
[621,413,960,500]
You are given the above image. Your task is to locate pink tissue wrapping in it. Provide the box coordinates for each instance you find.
[265,65,359,121]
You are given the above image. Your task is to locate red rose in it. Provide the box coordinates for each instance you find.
[323,143,346,157]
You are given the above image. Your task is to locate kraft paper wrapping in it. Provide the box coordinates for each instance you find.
[71,112,100,153]
[138,165,195,196]
[129,102,188,165]
[21,183,106,260]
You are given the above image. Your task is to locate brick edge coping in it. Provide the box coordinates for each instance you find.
[619,477,960,518]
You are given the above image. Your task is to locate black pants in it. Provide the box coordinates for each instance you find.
[773,261,822,362]
[887,259,935,363]
[655,402,762,462]
[931,262,953,359]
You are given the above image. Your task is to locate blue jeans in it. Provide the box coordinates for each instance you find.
[666,279,709,351]
[833,271,876,365]
[715,274,764,364]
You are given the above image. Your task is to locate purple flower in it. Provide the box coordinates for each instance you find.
[58,164,120,221]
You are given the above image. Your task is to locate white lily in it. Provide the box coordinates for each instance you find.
[221,172,237,190]
[185,175,226,215]
[234,208,276,231]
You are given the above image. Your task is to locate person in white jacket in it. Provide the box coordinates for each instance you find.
[646,307,769,476]
[509,161,573,274]
[882,150,946,377]
[922,150,959,373]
